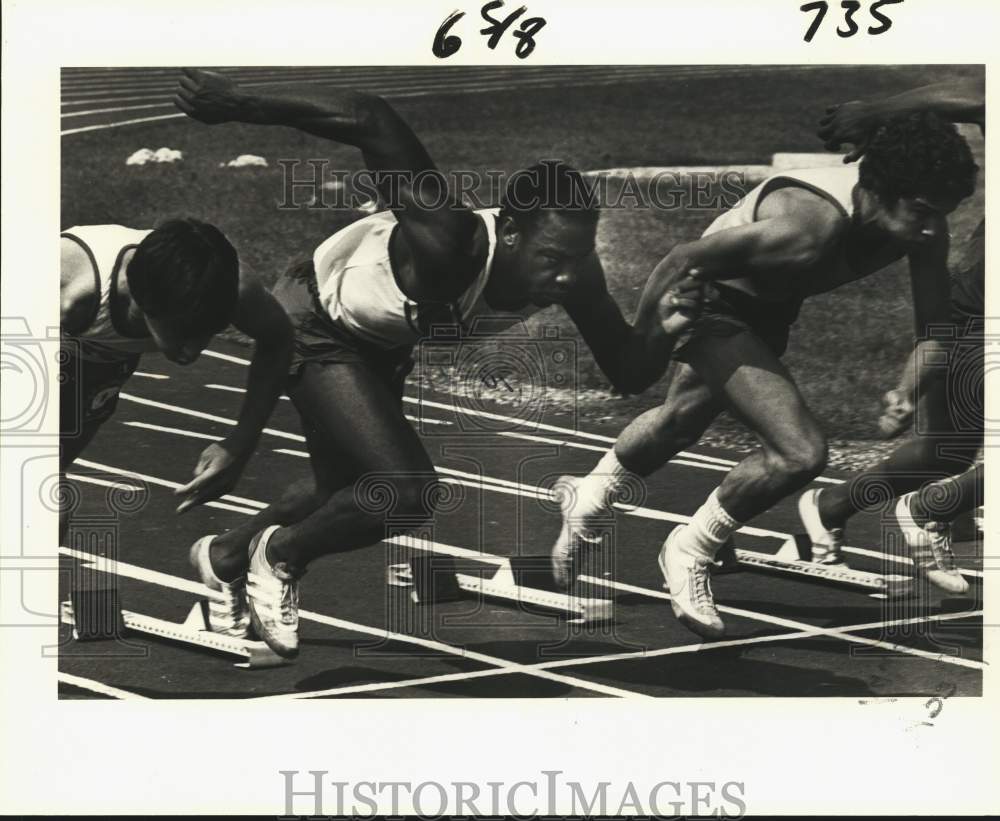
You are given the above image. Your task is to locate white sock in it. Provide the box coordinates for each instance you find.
[683,488,742,559]
[574,447,632,513]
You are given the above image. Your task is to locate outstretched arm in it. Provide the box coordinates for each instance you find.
[818,78,985,161]
[564,254,707,395]
[174,69,484,295]
[174,274,294,513]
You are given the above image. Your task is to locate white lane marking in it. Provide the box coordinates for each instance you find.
[57,544,646,699]
[66,473,142,492]
[202,379,743,469]
[62,113,186,136]
[66,456,986,672]
[73,458,267,512]
[57,672,150,700]
[61,102,175,118]
[383,535,985,671]
[126,396,977,577]
[61,70,698,136]
[133,371,169,380]
[125,421,223,442]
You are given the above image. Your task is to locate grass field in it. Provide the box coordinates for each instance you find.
[62,64,985,442]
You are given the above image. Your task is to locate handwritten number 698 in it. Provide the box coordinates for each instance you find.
[800,0,903,42]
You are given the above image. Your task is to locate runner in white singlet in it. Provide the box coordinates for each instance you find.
[555,110,978,639]
[60,219,293,636]
[174,69,702,658]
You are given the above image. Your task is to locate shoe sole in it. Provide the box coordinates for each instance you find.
[894,496,970,596]
[247,527,299,660]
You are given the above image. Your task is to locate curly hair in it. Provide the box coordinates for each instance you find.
[127,218,239,337]
[859,111,978,206]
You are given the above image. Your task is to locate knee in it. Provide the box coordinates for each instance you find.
[769,433,828,484]
[394,471,441,522]
[273,478,329,523]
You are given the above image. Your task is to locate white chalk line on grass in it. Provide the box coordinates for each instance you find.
[56,543,644,700]
[118,390,965,580]
[69,457,985,671]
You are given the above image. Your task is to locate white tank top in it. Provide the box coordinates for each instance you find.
[312,208,538,349]
[61,225,161,362]
[703,165,857,238]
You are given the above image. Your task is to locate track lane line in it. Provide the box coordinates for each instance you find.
[57,672,150,700]
[118,395,979,578]
[69,454,985,671]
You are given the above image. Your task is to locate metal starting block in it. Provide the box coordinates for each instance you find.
[60,591,289,669]
[715,534,914,596]
[387,555,614,624]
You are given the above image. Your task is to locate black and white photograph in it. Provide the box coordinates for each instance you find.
[1,0,997,816]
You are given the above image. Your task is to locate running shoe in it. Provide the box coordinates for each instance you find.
[798,488,845,565]
[188,535,251,638]
[246,525,302,658]
[659,525,725,639]
[895,493,969,595]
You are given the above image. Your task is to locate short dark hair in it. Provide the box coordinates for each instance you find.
[859,111,977,206]
[499,160,600,234]
[127,218,239,337]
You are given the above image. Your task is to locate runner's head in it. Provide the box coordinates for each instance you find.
[126,218,240,364]
[494,160,599,308]
[858,111,977,244]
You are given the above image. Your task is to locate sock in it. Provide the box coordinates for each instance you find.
[574,447,633,513]
[684,488,742,559]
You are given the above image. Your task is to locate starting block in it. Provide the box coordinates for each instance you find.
[60,591,289,669]
[715,534,914,596]
[387,555,614,624]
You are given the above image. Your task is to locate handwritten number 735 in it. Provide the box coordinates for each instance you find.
[801,0,903,42]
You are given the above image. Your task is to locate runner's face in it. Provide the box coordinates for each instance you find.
[511,212,596,307]
[876,194,955,244]
[146,317,212,365]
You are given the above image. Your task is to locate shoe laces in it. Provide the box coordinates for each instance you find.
[272,563,301,625]
[925,521,957,572]
[690,559,718,615]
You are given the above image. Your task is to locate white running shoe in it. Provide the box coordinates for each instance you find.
[658,525,725,639]
[895,494,969,595]
[246,525,302,658]
[188,535,251,638]
[798,488,845,565]
[550,475,610,590]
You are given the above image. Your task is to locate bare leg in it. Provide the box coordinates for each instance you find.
[212,361,436,578]
[681,331,828,522]
[614,362,726,475]
[818,357,982,529]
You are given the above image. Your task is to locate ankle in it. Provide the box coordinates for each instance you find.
[264,528,304,575]
[209,538,247,584]
[815,490,847,532]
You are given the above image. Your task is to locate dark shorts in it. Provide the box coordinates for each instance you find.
[673,283,803,362]
[272,260,415,398]
[60,350,140,460]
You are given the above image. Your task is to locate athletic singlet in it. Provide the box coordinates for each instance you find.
[60,225,160,362]
[312,208,538,349]
[704,165,856,236]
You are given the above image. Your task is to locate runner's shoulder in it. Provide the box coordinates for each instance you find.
[60,235,99,331]
[758,186,846,242]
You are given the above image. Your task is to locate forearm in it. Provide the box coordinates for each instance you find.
[238,85,433,173]
[875,80,985,126]
[228,336,293,452]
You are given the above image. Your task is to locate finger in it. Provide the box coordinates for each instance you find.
[671,298,702,312]
[173,95,196,116]
[178,74,200,94]
[844,147,864,163]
